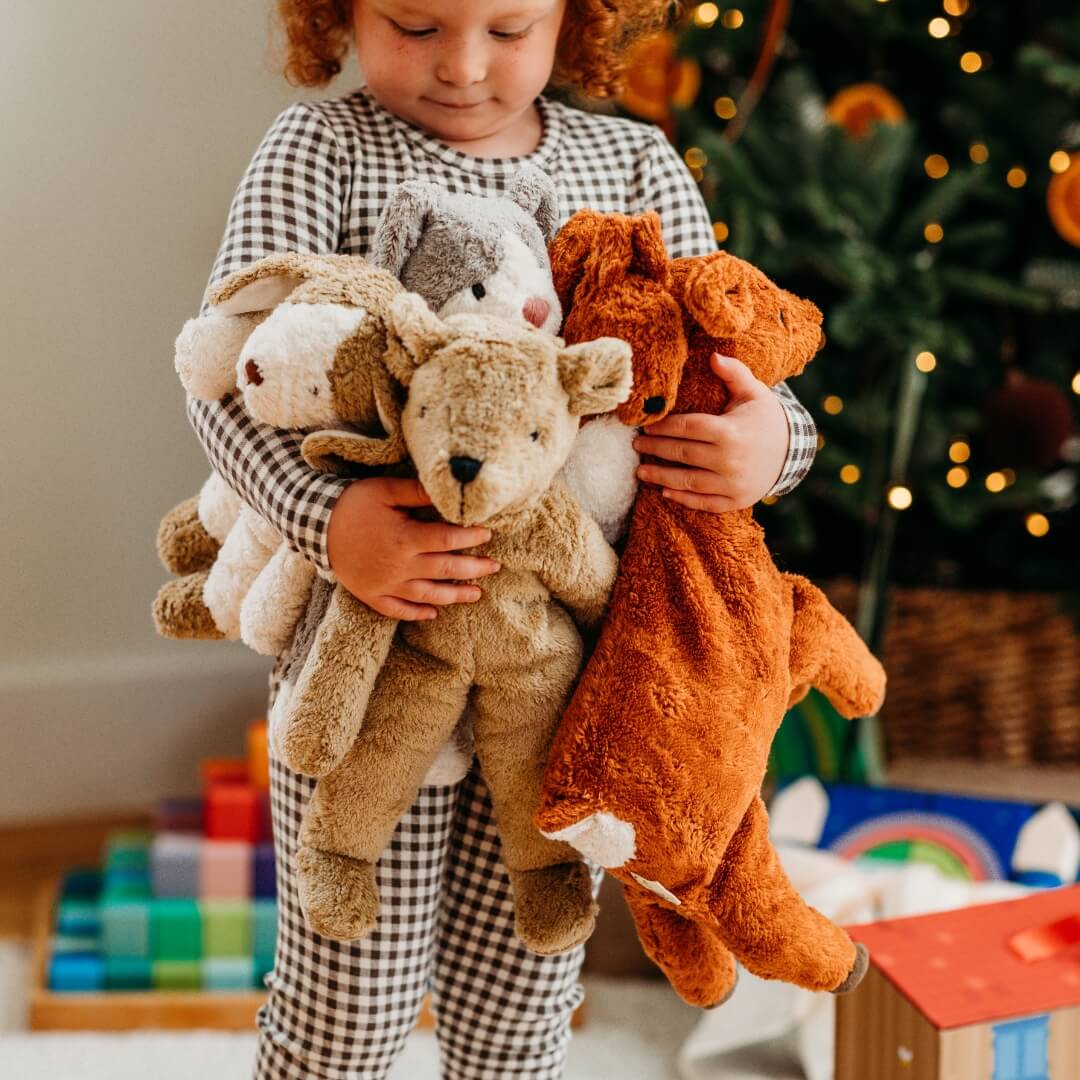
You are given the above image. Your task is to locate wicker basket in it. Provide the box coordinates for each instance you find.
[825,582,1080,766]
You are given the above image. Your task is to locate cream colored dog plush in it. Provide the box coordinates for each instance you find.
[291,294,633,955]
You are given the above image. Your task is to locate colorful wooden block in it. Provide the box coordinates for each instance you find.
[154,796,203,835]
[152,832,203,898]
[248,719,269,792]
[199,840,252,899]
[50,934,100,955]
[102,898,150,958]
[150,899,202,960]
[49,953,105,992]
[200,758,250,787]
[252,899,277,960]
[102,868,152,901]
[203,956,256,990]
[254,955,273,989]
[56,899,101,938]
[60,868,101,900]
[202,900,251,958]
[104,954,152,991]
[254,844,276,899]
[205,782,261,843]
[152,958,201,990]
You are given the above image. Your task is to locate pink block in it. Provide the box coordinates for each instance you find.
[199,840,253,899]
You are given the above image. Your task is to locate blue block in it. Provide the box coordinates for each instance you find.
[254,843,276,899]
[102,899,150,958]
[254,955,274,988]
[105,954,152,990]
[152,832,203,899]
[252,899,277,959]
[103,868,152,901]
[56,899,101,937]
[60,868,102,900]
[203,956,255,990]
[49,952,105,992]
[50,933,100,955]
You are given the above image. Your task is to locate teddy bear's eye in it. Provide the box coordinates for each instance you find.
[471,283,486,300]
[310,385,319,396]
[530,431,540,442]
[778,310,786,326]
[419,406,427,418]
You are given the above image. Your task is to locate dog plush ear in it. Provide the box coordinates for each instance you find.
[558,337,634,417]
[629,212,672,287]
[207,253,321,315]
[675,251,756,337]
[370,181,438,277]
[548,209,604,315]
[384,292,453,384]
[507,164,560,243]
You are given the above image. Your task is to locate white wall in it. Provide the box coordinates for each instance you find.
[0,2,350,821]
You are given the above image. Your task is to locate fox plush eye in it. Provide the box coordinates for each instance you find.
[778,310,787,326]
[472,283,486,300]
[419,406,427,418]
[310,385,319,396]
[530,431,540,442]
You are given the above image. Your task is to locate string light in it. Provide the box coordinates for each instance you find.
[762,495,779,505]
[1050,150,1071,174]
[916,351,938,372]
[1026,513,1050,537]
[1001,468,1016,488]
[924,223,944,243]
[684,147,708,169]
[721,8,745,28]
[1072,370,1080,394]
[949,440,970,463]
[943,0,969,14]
[947,467,969,488]
[928,17,951,38]
[969,142,990,164]
[816,434,827,450]
[840,464,861,484]
[960,52,983,73]
[985,471,1007,493]
[693,3,720,27]
[823,395,844,415]
[1007,167,1028,189]
[887,485,913,510]
[712,221,730,243]
[925,154,950,179]
[713,96,737,120]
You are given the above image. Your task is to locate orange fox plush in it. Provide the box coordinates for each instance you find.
[535,210,887,1008]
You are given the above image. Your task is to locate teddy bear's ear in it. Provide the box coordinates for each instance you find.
[208,254,319,316]
[384,292,453,384]
[370,182,439,278]
[675,252,756,337]
[548,210,604,313]
[629,212,671,287]
[507,164,559,243]
[557,337,634,417]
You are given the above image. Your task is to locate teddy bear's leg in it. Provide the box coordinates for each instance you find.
[203,507,279,640]
[152,570,225,640]
[295,639,470,942]
[276,586,398,777]
[786,575,887,719]
[470,632,598,956]
[708,796,866,993]
[156,496,220,576]
[623,887,738,1009]
[239,543,317,657]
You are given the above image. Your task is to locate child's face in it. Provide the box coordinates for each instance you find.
[353,0,566,144]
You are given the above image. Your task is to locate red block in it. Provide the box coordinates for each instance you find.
[205,782,260,842]
[200,758,250,788]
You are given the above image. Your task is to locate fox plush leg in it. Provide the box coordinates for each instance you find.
[624,888,738,1008]
[152,570,224,640]
[710,797,867,994]
[786,575,886,718]
[296,641,468,941]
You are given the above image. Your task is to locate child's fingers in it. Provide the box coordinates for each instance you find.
[397,580,484,606]
[375,476,434,507]
[633,434,718,470]
[636,463,727,495]
[368,594,438,621]
[415,553,502,581]
[661,489,743,513]
[412,520,493,553]
[640,412,722,442]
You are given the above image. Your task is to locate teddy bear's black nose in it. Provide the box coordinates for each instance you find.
[244,359,263,387]
[643,396,666,415]
[450,456,483,484]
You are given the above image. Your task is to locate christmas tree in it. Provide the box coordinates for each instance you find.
[614,0,1080,645]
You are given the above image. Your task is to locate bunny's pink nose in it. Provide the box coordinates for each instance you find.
[523,297,550,328]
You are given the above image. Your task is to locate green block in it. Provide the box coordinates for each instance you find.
[50,933,100,954]
[102,898,150,958]
[152,958,201,990]
[252,899,277,959]
[103,869,152,901]
[56,898,101,937]
[203,956,255,990]
[151,899,202,960]
[105,954,152,990]
[201,900,250,958]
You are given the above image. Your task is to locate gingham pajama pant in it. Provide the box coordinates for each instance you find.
[254,755,603,1079]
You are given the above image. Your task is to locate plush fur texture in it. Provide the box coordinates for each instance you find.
[290,297,633,955]
[534,211,887,1007]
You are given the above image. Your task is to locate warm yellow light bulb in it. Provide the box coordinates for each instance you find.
[823,395,844,415]
[684,147,708,169]
[722,8,745,28]
[887,485,913,510]
[1072,370,1080,395]
[943,0,969,14]
[985,471,1007,493]
[924,223,944,244]
[916,351,938,372]
[712,221,730,244]
[693,3,720,27]
[713,96,737,120]
[925,154,950,179]
[946,467,969,488]
[969,142,990,164]
[960,52,983,73]
[929,17,951,38]
[1007,167,1028,189]
[1050,150,1071,174]
[840,464,862,484]
[761,495,779,506]
[1001,468,1016,487]
[949,440,970,463]
[1026,513,1050,538]
[816,433,826,450]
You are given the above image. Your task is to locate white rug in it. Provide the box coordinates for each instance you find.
[0,939,702,1079]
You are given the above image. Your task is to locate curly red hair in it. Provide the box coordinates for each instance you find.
[275,0,677,98]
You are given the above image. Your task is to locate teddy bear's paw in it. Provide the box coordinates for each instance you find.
[508,861,598,956]
[539,811,636,869]
[152,574,226,640]
[831,942,869,995]
[295,847,380,943]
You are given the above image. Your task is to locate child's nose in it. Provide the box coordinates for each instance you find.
[436,40,487,87]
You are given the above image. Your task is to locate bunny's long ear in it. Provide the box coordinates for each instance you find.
[673,251,756,337]
[558,337,633,417]
[369,181,439,277]
[548,210,604,313]
[384,292,453,384]
[507,164,560,243]
[630,212,671,288]
[207,253,319,315]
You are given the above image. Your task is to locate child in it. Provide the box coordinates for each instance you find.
[187,2,819,1076]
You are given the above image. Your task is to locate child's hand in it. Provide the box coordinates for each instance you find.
[633,354,790,513]
[327,477,501,621]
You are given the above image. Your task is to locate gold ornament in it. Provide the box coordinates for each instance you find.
[619,31,701,129]
[825,84,906,140]
[1048,152,1080,248]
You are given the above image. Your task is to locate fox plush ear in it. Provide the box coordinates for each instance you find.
[629,212,671,287]
[384,292,454,384]
[675,252,756,337]
[208,253,323,315]
[558,337,633,417]
[507,164,560,243]
[370,181,439,277]
[548,209,604,314]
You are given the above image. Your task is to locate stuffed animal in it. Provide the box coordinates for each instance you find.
[290,294,633,954]
[533,210,887,1007]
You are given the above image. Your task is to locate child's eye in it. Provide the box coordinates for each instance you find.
[390,21,436,38]
[491,28,530,41]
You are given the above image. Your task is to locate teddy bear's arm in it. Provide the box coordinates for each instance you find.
[532,481,619,630]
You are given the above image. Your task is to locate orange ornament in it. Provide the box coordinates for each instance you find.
[825,83,906,140]
[619,31,701,125]
[1048,152,1080,248]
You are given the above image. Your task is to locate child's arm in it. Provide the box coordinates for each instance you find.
[187,104,498,618]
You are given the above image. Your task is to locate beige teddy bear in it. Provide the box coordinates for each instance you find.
[291,294,633,955]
